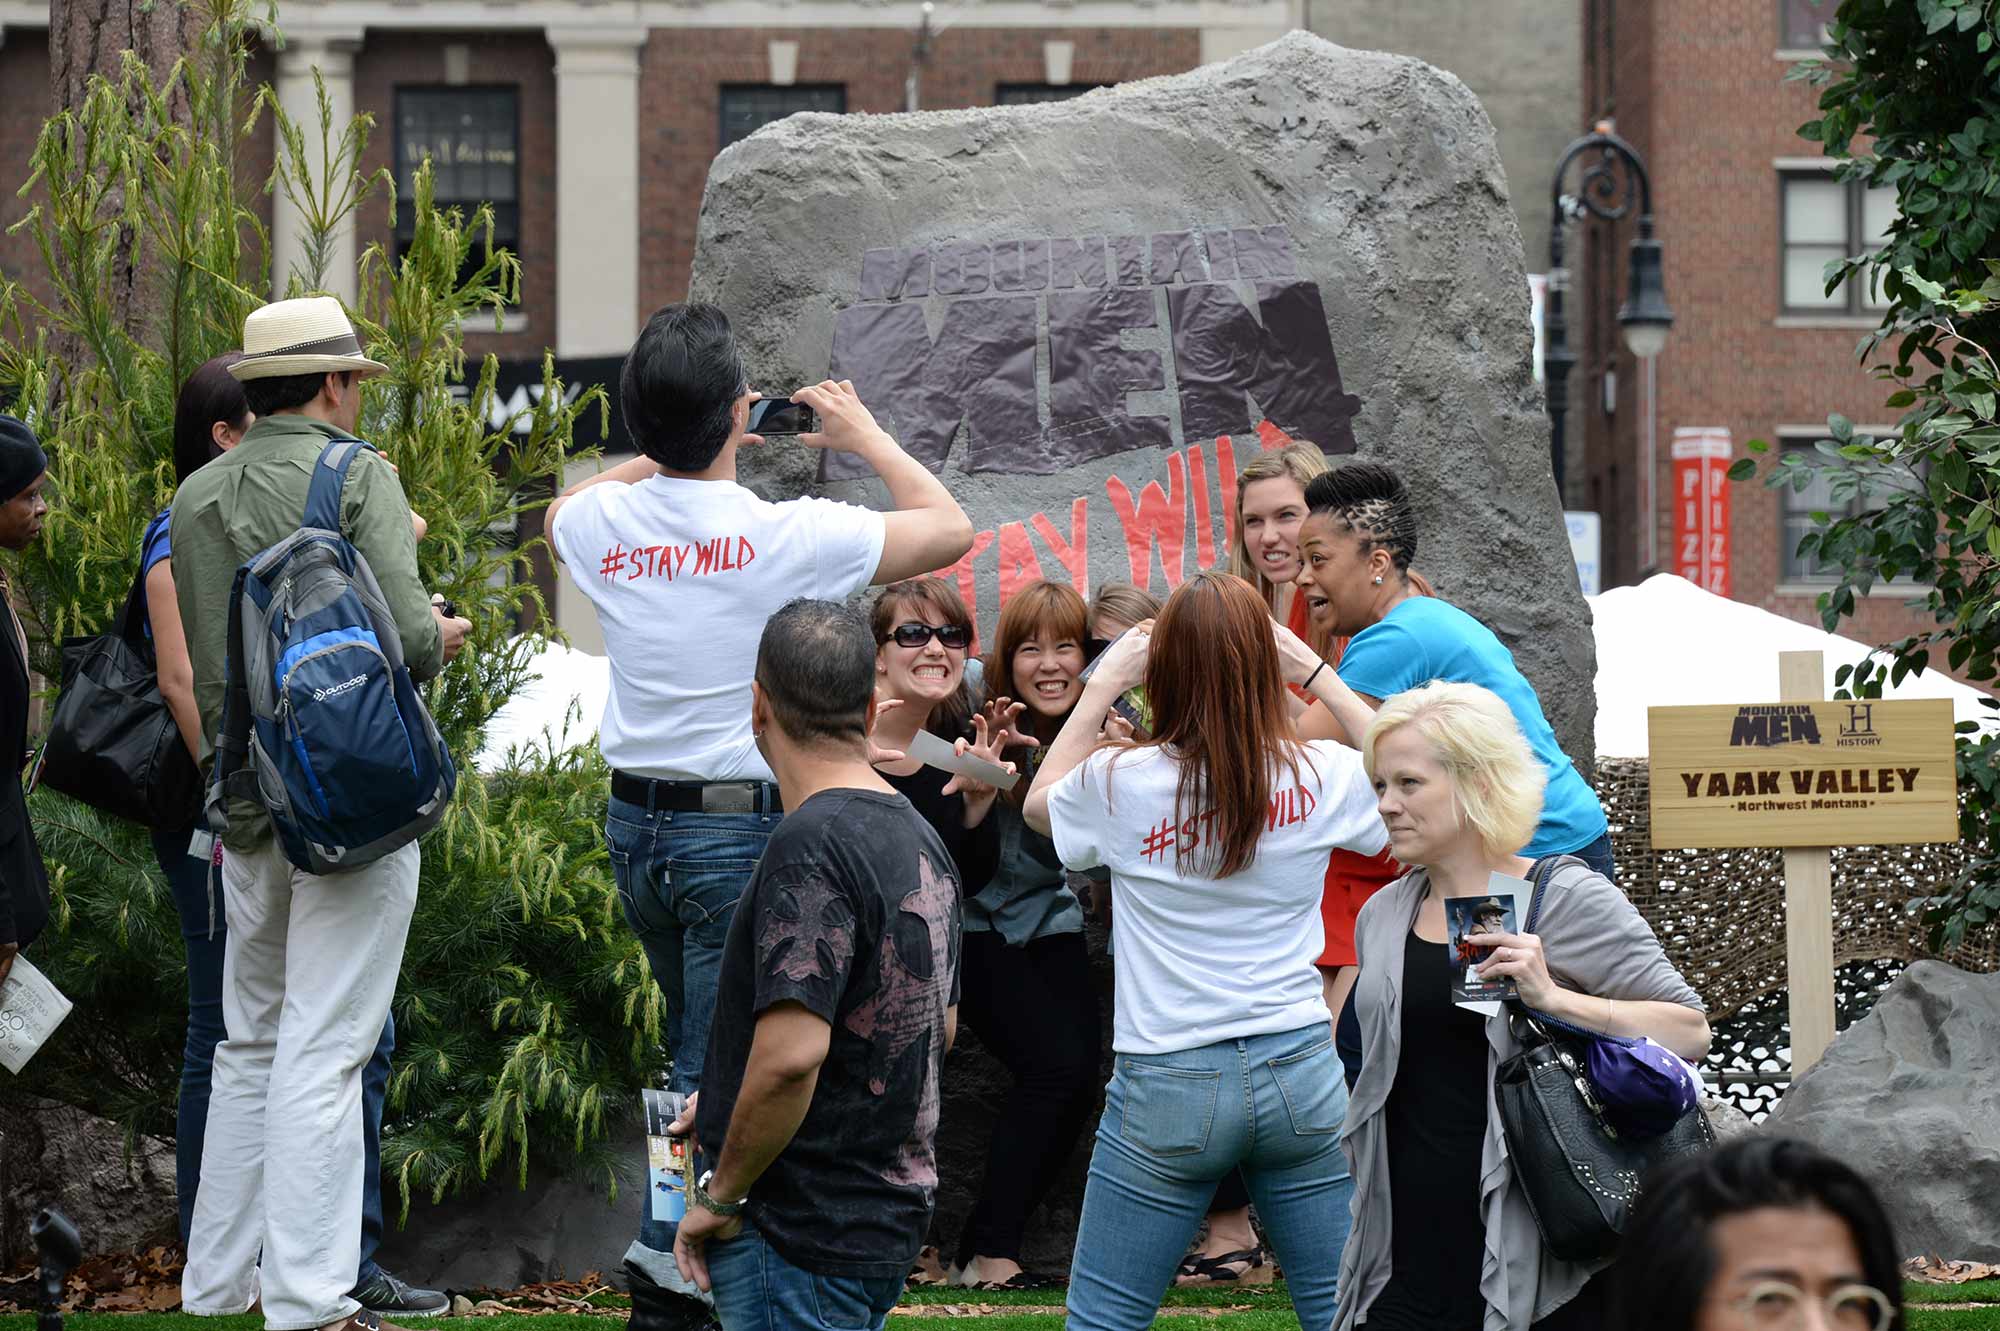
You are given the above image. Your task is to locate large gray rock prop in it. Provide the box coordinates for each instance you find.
[0,1098,177,1267]
[1768,961,2000,1260]
[688,30,1594,763]
[371,1112,648,1290]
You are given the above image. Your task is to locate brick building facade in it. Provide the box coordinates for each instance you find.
[0,2,1239,369]
[1575,0,1932,650]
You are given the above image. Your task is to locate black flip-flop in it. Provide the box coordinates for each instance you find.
[1174,1247,1268,1284]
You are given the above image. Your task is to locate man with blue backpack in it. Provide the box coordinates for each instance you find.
[172,297,472,1331]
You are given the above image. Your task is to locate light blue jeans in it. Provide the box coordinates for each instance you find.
[1065,1024,1353,1331]
[707,1222,907,1331]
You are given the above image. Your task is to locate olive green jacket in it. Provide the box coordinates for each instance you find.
[170,414,442,846]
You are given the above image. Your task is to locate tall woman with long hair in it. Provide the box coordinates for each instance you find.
[1025,571,1390,1330]
[949,579,1108,1288]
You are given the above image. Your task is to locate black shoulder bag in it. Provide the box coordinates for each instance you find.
[1493,856,1716,1264]
[39,525,203,829]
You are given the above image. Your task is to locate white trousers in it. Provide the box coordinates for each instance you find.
[182,839,419,1331]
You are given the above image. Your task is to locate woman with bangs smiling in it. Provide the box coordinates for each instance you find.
[940,579,1118,1290]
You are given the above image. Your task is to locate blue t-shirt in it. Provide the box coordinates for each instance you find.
[1337,596,1607,856]
[137,509,172,635]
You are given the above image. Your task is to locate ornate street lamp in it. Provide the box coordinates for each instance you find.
[1543,123,1673,517]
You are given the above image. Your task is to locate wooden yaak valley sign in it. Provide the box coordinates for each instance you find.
[1647,698,1959,849]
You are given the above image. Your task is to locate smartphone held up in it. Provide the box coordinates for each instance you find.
[746,395,821,437]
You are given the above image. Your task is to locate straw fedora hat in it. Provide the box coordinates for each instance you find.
[230,296,389,382]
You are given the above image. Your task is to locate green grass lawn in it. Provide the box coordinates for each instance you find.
[0,1279,1990,1330]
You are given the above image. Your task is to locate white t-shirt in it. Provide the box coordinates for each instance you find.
[549,475,886,781]
[1046,740,1387,1055]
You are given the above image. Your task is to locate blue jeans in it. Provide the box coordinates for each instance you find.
[706,1222,906,1331]
[1065,1025,1354,1331]
[1567,832,1617,884]
[605,796,778,1258]
[154,825,394,1282]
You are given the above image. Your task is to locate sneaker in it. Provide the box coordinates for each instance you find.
[351,1269,450,1318]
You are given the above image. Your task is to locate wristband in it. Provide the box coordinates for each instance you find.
[1303,660,1328,692]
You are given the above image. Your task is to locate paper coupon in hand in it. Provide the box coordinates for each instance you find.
[908,729,1020,791]
[0,954,73,1074]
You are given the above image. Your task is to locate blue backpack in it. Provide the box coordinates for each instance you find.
[206,438,457,874]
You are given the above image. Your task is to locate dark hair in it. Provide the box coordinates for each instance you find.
[173,353,250,484]
[871,576,976,741]
[1612,1136,1905,1331]
[241,370,348,420]
[621,303,746,472]
[1302,460,1417,572]
[755,598,877,748]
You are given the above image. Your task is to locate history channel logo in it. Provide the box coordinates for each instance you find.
[1837,701,1884,748]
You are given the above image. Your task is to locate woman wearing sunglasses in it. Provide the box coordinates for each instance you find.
[1613,1136,1904,1331]
[868,577,1010,896]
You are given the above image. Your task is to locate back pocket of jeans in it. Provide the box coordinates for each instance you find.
[1117,1059,1221,1157]
[1267,1037,1345,1136]
[807,1271,898,1330]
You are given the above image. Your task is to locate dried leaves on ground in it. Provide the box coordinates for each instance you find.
[1907,1256,2000,1285]
[0,1249,628,1318]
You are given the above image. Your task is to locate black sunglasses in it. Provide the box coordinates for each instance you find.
[891,621,972,650]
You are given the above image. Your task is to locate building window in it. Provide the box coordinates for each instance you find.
[995,83,1104,104]
[1777,431,1904,584]
[1780,172,1895,313]
[719,85,846,151]
[1780,0,1836,50]
[395,88,520,292]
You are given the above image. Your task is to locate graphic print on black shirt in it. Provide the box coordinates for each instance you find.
[693,788,962,1278]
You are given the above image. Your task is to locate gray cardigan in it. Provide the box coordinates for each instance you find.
[1335,860,1705,1331]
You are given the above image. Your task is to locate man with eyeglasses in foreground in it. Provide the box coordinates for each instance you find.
[546,302,972,1331]
[1611,1135,1903,1331]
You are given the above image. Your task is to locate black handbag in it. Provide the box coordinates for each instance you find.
[39,532,203,830]
[1494,857,1716,1264]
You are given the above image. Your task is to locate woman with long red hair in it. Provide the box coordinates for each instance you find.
[1025,571,1387,1331]
[1158,445,1432,1286]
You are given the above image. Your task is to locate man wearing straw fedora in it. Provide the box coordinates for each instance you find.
[174,297,472,1331]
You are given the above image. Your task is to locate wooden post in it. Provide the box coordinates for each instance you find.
[1779,650,1837,1072]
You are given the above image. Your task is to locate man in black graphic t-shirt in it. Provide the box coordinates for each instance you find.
[674,599,960,1331]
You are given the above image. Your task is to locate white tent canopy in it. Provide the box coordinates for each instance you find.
[473,573,1999,771]
[475,640,611,773]
[1588,574,1994,758]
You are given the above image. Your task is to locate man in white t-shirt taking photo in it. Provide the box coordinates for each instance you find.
[546,302,973,1331]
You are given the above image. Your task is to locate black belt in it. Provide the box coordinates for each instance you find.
[610,771,783,815]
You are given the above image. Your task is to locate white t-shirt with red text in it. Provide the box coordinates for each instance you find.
[1047,740,1387,1054]
[550,475,885,781]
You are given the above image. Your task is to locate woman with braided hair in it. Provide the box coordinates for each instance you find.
[1292,460,1615,881]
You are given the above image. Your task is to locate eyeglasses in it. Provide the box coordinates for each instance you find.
[891,622,972,651]
[1728,1281,1894,1331]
